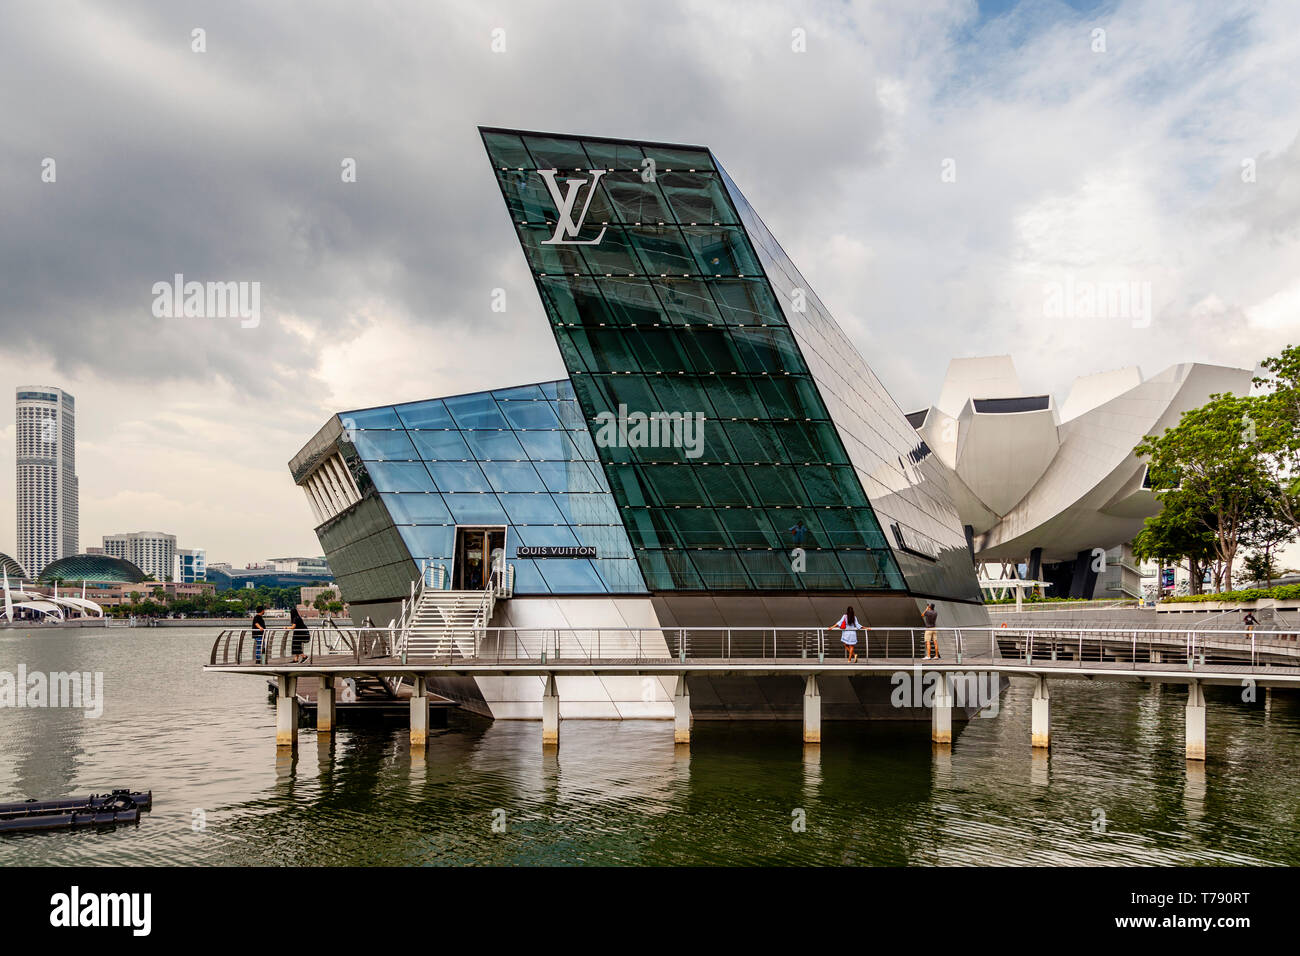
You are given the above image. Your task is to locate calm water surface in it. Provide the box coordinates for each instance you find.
[1,627,1298,866]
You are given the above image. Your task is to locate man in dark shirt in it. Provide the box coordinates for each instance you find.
[922,602,939,660]
[252,605,267,663]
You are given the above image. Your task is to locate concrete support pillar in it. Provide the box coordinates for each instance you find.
[317,675,335,735]
[1185,681,1206,762]
[931,673,953,745]
[673,677,691,745]
[276,675,299,748]
[542,674,559,748]
[1264,687,1273,714]
[410,676,429,749]
[802,675,821,744]
[1031,676,1050,750]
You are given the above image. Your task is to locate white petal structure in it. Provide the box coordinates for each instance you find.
[909,357,1254,568]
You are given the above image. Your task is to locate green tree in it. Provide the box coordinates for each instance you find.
[1135,393,1272,591]
[1253,344,1300,530]
[1133,503,1217,596]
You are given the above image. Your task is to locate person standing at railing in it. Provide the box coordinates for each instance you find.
[251,605,267,663]
[289,607,310,663]
[832,607,860,662]
[922,603,939,660]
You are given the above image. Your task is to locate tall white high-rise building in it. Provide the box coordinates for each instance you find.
[15,386,78,578]
[103,532,177,582]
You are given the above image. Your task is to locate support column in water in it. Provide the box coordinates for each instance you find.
[276,675,299,748]
[673,677,691,745]
[542,674,559,748]
[932,673,953,744]
[803,674,821,745]
[317,675,335,735]
[1031,675,1050,750]
[410,675,429,749]
[1186,680,1207,761]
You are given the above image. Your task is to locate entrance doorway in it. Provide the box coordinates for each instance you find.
[453,526,506,590]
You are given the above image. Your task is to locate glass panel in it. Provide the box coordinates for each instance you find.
[516,430,581,461]
[509,558,550,593]
[482,461,547,493]
[638,464,707,506]
[497,493,565,525]
[625,226,696,275]
[550,492,619,524]
[482,131,533,169]
[536,559,607,594]
[441,494,508,525]
[464,430,528,461]
[660,172,735,225]
[444,393,508,430]
[643,146,713,171]
[664,509,730,547]
[499,400,562,430]
[637,550,702,589]
[601,171,673,224]
[493,383,546,400]
[513,525,581,549]
[687,550,750,589]
[539,276,615,327]
[352,430,417,461]
[339,406,402,429]
[397,525,455,560]
[532,459,603,494]
[366,461,437,493]
[717,508,781,547]
[382,493,453,524]
[655,278,724,325]
[597,277,665,325]
[577,226,644,276]
[409,430,471,460]
[581,139,646,170]
[682,226,762,276]
[521,135,594,170]
[708,279,785,326]
[691,464,757,505]
[426,461,492,492]
[395,400,454,430]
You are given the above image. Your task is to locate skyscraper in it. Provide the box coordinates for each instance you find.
[15,386,78,578]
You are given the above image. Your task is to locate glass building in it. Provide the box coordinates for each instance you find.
[291,128,984,628]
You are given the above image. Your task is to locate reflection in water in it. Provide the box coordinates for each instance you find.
[0,629,1298,865]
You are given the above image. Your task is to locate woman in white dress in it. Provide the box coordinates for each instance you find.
[832,606,860,662]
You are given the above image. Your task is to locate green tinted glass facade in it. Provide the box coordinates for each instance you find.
[482,128,905,592]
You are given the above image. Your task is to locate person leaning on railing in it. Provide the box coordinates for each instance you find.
[251,605,267,663]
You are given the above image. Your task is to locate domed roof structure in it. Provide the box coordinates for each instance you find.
[38,554,145,584]
[0,553,27,579]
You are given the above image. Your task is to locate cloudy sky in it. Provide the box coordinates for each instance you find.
[1,0,1297,567]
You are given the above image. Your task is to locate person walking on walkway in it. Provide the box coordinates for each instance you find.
[922,602,940,660]
[832,606,860,662]
[252,605,267,663]
[1243,610,1258,634]
[289,607,310,663]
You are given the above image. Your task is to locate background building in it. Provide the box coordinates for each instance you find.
[103,532,177,582]
[38,553,144,585]
[15,385,78,578]
[909,355,1253,597]
[176,548,206,583]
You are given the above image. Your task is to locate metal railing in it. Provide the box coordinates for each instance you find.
[207,624,1300,672]
[208,625,396,667]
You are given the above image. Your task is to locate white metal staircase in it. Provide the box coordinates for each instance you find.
[395,561,513,661]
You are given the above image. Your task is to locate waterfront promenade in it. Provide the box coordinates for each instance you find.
[205,624,1300,758]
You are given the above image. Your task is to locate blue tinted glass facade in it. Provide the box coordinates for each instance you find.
[340,382,647,595]
[481,127,910,593]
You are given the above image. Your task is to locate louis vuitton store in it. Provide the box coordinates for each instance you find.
[287,127,989,721]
